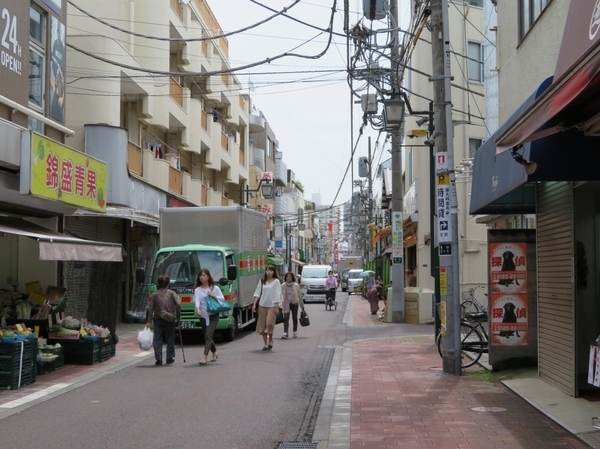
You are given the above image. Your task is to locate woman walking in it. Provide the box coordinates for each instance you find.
[146,274,180,365]
[281,272,304,339]
[252,265,282,350]
[194,268,226,365]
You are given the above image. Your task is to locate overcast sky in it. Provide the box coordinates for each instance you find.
[209,1,412,207]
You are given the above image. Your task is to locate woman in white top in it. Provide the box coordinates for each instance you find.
[194,268,226,365]
[252,265,282,350]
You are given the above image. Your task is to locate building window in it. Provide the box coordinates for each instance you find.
[519,0,551,40]
[467,42,484,83]
[29,6,45,113]
[469,138,483,158]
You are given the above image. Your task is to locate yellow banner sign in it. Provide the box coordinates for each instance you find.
[30,133,107,212]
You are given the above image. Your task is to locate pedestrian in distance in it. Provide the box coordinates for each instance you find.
[146,274,181,365]
[281,272,304,339]
[194,269,226,365]
[252,265,282,350]
[364,272,375,299]
[368,282,384,315]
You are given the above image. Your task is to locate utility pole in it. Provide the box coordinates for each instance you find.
[389,0,405,323]
[431,0,461,374]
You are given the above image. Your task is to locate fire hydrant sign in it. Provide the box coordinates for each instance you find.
[489,242,528,346]
[436,174,451,243]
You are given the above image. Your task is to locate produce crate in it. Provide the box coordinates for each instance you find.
[0,360,36,390]
[99,335,116,362]
[37,355,64,375]
[0,352,36,373]
[0,339,37,358]
[49,338,100,365]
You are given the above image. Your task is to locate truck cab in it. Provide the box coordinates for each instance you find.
[142,244,239,341]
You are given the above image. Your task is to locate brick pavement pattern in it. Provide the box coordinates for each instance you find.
[349,295,590,449]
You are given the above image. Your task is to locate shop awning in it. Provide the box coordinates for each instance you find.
[470,78,600,215]
[290,258,305,266]
[496,2,600,153]
[374,226,392,244]
[76,207,159,228]
[0,217,123,261]
[268,256,284,266]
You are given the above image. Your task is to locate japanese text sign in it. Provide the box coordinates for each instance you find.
[30,133,107,212]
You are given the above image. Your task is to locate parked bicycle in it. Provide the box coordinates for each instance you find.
[436,286,489,368]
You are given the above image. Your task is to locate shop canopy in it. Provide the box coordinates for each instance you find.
[496,2,600,153]
[0,217,123,262]
[470,77,600,215]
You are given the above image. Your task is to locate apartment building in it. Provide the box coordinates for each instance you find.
[398,0,488,292]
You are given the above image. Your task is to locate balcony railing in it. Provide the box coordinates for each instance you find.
[170,77,183,107]
[201,110,208,131]
[238,149,244,166]
[221,72,229,87]
[221,195,228,206]
[239,96,246,111]
[201,184,207,205]
[169,166,182,195]
[221,132,229,151]
[128,141,143,175]
[170,0,183,21]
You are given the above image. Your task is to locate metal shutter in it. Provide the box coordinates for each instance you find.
[537,182,575,396]
[64,216,124,323]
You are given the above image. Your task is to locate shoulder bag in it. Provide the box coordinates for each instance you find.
[155,291,176,323]
[206,287,231,314]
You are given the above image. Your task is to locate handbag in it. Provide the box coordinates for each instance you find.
[299,309,310,327]
[275,308,284,325]
[206,287,231,314]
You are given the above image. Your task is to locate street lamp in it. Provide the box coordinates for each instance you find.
[239,177,274,207]
[383,98,406,130]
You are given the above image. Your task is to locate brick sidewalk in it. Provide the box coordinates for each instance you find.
[348,295,590,449]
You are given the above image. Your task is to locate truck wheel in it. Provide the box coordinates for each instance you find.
[223,313,238,342]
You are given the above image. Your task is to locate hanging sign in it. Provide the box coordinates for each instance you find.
[392,211,403,264]
[436,174,451,243]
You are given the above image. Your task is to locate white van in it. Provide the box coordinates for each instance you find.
[299,264,332,302]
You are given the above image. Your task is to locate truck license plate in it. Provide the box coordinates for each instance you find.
[179,321,195,330]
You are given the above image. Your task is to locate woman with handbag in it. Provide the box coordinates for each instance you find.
[194,269,226,365]
[146,274,180,366]
[281,272,304,339]
[252,265,282,350]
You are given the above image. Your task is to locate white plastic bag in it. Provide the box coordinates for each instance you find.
[138,328,153,351]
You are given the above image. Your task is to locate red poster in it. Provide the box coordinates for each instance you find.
[490,294,529,346]
[489,242,528,294]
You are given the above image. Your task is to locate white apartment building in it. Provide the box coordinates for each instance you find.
[403,0,487,292]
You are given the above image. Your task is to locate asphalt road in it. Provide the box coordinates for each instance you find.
[0,294,351,449]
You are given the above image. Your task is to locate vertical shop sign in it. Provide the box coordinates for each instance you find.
[49,16,66,122]
[0,1,28,105]
[29,133,107,212]
[489,242,528,346]
[392,211,403,264]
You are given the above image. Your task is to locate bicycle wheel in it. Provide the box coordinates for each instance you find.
[460,322,484,368]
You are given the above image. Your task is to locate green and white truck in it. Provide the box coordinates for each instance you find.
[138,206,268,341]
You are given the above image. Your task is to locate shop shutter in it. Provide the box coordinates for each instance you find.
[64,216,124,324]
[537,182,575,396]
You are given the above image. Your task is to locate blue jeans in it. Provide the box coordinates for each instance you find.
[153,318,176,362]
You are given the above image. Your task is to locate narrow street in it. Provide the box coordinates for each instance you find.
[0,294,352,449]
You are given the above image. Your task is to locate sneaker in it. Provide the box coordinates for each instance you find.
[281,333,288,339]
[293,332,298,338]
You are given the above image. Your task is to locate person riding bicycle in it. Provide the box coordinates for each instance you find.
[324,270,338,307]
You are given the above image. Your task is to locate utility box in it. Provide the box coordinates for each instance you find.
[404,288,435,324]
[361,94,378,114]
[363,0,387,20]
